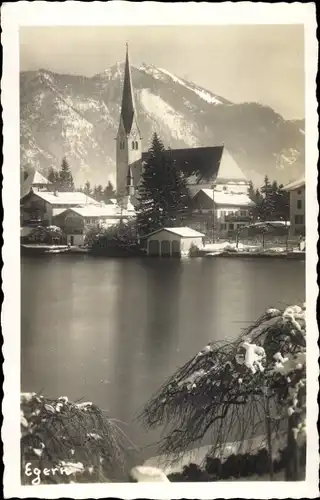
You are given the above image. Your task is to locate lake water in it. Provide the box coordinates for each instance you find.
[21,255,305,460]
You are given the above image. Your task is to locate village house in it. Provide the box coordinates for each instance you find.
[191,189,255,239]
[143,227,205,257]
[53,203,135,246]
[283,176,305,237]
[21,189,100,227]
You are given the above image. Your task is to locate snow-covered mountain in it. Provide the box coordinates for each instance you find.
[20,63,305,187]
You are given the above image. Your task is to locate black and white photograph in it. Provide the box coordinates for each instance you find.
[2,2,319,498]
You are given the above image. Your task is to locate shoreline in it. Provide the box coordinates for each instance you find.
[142,434,287,476]
[21,244,306,260]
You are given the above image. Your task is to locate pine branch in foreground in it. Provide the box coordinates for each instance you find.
[137,304,306,480]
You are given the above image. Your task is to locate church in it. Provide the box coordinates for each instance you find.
[116,45,254,238]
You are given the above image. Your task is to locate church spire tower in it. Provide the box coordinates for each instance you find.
[116,43,142,208]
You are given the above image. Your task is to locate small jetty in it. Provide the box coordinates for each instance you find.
[21,244,70,256]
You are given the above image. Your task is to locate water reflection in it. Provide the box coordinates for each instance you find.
[21,255,305,453]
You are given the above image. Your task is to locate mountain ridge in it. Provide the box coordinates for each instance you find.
[20,64,305,187]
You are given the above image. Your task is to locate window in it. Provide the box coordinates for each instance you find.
[229,223,234,230]
[240,210,247,216]
[132,141,135,150]
[297,199,302,209]
[119,140,125,150]
[220,223,227,230]
[295,215,304,225]
[135,141,139,150]
[220,211,226,217]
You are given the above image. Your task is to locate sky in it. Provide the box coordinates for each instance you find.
[20,25,305,120]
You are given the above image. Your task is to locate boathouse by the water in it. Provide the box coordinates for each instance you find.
[144,227,205,257]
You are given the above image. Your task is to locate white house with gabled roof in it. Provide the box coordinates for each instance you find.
[143,227,205,257]
[53,203,136,245]
[191,188,255,239]
[21,189,100,227]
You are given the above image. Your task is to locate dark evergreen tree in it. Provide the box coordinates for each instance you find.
[259,175,276,220]
[58,157,74,192]
[273,183,290,222]
[47,167,60,190]
[83,180,92,197]
[103,181,116,202]
[247,180,256,202]
[93,184,104,202]
[136,133,190,236]
[250,187,264,220]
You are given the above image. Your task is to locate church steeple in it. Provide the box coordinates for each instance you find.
[120,43,137,136]
[116,44,142,208]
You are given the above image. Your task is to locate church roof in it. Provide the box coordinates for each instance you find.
[142,146,224,185]
[215,148,247,182]
[120,44,138,135]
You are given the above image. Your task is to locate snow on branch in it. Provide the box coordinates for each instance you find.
[138,304,306,461]
[20,393,128,484]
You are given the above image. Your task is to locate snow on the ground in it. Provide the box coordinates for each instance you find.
[130,466,170,483]
[203,242,300,254]
[140,89,199,147]
[266,247,287,253]
[143,446,211,475]
[204,242,258,252]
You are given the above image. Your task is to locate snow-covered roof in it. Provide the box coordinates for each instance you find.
[283,177,305,191]
[31,191,99,206]
[33,170,52,185]
[146,227,205,238]
[57,204,135,219]
[197,189,255,207]
[216,148,247,182]
[66,205,121,218]
[250,220,291,227]
[52,208,67,217]
[21,169,52,198]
